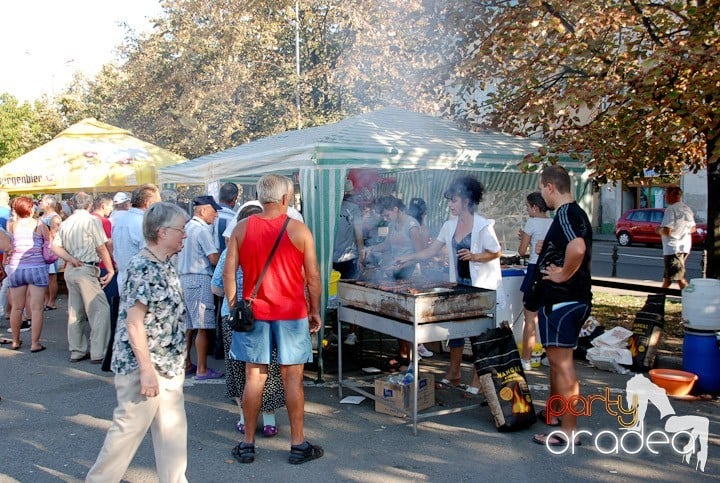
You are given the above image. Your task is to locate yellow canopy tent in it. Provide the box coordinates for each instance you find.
[0,118,187,194]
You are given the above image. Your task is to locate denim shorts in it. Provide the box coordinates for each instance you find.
[520,264,537,294]
[6,266,49,288]
[538,301,591,348]
[229,318,313,365]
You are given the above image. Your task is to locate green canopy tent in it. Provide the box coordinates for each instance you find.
[159,107,592,378]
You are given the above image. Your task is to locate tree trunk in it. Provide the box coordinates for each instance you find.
[707,133,719,279]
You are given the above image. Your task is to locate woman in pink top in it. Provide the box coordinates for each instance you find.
[6,196,50,352]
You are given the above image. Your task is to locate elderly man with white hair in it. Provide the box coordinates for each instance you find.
[51,192,114,363]
[224,174,323,465]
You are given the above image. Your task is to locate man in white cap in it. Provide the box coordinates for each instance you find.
[111,185,161,294]
[109,192,131,223]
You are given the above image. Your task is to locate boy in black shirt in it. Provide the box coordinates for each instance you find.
[532,165,592,447]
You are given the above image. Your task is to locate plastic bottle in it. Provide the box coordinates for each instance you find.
[402,366,414,385]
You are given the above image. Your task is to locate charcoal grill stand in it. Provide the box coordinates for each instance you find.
[337,305,495,434]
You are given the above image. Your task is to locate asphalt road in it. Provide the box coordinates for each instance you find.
[592,240,705,281]
[1,292,718,482]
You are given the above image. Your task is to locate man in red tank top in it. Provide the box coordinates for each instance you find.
[224,174,323,465]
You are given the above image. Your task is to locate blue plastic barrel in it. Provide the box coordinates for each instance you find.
[682,329,720,395]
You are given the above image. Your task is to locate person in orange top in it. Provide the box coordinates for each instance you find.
[224,174,323,466]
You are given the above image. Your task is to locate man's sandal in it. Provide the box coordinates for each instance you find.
[288,441,324,465]
[537,408,561,427]
[231,442,255,463]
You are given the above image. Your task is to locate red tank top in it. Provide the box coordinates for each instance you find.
[238,214,307,320]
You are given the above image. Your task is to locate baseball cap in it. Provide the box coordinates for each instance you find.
[193,195,222,212]
[113,192,130,204]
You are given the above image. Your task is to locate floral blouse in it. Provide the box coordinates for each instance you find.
[111,252,187,377]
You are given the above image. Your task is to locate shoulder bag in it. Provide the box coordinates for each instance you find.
[35,221,59,264]
[229,216,291,332]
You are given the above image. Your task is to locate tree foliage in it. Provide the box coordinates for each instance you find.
[444,0,720,275]
[447,0,719,182]
[70,0,459,159]
[0,94,66,166]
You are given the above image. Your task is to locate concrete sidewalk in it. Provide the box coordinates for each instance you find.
[1,293,718,482]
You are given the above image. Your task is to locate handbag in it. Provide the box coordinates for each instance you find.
[36,222,59,264]
[228,216,291,332]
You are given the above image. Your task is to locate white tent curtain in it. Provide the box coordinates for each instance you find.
[300,166,347,370]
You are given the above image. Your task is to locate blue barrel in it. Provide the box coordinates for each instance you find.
[682,329,720,395]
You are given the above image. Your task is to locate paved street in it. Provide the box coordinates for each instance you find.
[592,238,706,281]
[1,286,718,482]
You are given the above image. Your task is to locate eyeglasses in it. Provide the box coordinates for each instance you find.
[165,226,186,234]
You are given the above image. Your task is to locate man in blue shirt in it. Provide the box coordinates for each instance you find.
[111,185,161,296]
[215,183,240,252]
[178,196,222,380]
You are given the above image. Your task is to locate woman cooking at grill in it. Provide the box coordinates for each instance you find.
[397,176,505,393]
[364,195,426,371]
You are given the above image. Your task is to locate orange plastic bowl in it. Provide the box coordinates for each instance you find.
[648,369,698,396]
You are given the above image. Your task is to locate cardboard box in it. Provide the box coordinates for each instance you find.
[374,373,435,417]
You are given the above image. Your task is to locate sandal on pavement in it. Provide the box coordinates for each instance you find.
[236,421,245,434]
[231,442,255,463]
[437,377,461,388]
[185,363,197,376]
[537,409,561,427]
[533,432,581,447]
[289,441,324,465]
[11,341,22,350]
[262,425,279,437]
[31,345,47,353]
[462,386,480,399]
[194,368,224,380]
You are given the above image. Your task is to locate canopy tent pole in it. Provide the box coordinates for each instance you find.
[300,166,347,382]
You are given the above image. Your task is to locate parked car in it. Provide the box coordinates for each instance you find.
[615,208,707,247]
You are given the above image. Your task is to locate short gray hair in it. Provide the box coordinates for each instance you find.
[160,189,178,204]
[257,174,292,204]
[41,195,58,209]
[143,202,188,243]
[72,192,93,210]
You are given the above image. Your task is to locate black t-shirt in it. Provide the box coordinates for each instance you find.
[535,202,593,306]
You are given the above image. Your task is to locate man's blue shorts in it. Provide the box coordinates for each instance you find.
[229,318,313,365]
[538,301,591,348]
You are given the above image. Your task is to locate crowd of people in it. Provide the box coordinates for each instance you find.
[0,165,698,478]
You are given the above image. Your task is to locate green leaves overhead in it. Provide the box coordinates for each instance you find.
[446,0,719,184]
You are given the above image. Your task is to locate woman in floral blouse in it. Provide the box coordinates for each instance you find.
[87,202,189,483]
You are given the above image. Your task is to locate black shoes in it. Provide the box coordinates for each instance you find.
[288,441,324,465]
[232,440,324,464]
[232,442,255,464]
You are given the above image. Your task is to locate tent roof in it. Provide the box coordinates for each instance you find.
[0,118,187,193]
[159,107,545,185]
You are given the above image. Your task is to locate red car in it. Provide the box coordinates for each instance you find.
[615,208,707,247]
